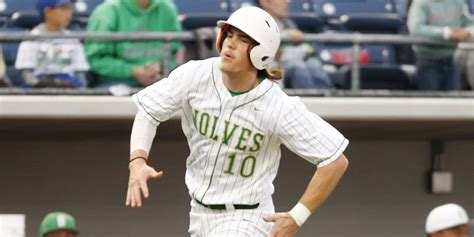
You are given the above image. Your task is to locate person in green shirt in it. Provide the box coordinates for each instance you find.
[86,0,182,87]
[408,0,474,91]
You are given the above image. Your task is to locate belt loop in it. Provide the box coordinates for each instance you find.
[225,203,235,211]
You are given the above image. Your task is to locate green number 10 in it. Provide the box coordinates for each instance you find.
[224,154,256,178]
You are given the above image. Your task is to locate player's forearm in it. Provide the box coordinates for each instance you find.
[130,111,159,160]
[299,154,349,213]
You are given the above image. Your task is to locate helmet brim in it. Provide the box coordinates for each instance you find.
[217,20,228,29]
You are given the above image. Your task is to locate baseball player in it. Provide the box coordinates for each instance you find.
[39,212,79,237]
[425,203,470,237]
[126,6,349,237]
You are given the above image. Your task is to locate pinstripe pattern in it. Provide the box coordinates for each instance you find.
[133,57,349,235]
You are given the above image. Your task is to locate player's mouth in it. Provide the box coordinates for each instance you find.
[222,52,234,60]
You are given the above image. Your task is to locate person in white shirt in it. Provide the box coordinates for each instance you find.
[15,0,89,88]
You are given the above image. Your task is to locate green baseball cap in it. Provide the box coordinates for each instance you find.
[39,212,78,237]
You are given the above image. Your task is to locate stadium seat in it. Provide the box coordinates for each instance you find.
[228,0,255,11]
[392,0,408,18]
[317,44,397,65]
[289,12,324,33]
[179,13,229,30]
[466,0,474,14]
[289,0,313,13]
[0,0,36,17]
[338,64,411,89]
[10,11,42,29]
[176,0,230,30]
[72,0,103,16]
[339,13,403,34]
[313,0,395,18]
[229,0,312,12]
[0,26,27,86]
[174,0,229,14]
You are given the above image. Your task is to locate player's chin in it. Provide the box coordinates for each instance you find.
[219,62,235,74]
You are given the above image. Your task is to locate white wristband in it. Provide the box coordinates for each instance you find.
[288,203,312,227]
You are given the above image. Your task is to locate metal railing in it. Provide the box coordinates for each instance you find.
[0,31,466,91]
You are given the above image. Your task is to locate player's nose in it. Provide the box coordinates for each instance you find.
[224,37,237,50]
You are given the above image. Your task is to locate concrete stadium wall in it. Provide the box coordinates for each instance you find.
[0,121,472,237]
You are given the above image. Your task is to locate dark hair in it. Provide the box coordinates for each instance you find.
[254,0,261,7]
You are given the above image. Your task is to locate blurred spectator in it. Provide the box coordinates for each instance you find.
[408,0,474,91]
[15,0,90,88]
[0,45,10,87]
[454,44,474,90]
[39,212,79,237]
[86,0,182,88]
[255,0,332,89]
[425,203,470,237]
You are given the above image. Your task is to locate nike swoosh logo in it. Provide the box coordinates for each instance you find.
[254,107,263,111]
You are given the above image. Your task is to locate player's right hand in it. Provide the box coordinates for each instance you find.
[126,160,164,208]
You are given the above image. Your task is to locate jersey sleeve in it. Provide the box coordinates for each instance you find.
[72,43,90,71]
[277,97,348,167]
[132,61,194,125]
[15,41,38,69]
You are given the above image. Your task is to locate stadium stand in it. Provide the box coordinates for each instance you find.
[175,0,229,30]
[0,0,469,91]
[0,11,42,86]
[0,0,36,17]
[72,0,103,16]
[313,0,395,18]
[392,0,409,18]
[339,64,411,89]
[174,0,229,14]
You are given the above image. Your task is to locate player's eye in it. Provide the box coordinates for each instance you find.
[241,37,250,44]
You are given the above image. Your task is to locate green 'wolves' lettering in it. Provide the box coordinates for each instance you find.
[199,112,210,136]
[222,120,239,145]
[193,109,265,152]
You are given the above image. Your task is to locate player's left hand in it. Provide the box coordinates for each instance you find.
[264,212,299,237]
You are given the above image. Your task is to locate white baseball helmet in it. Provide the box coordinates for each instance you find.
[216,6,281,70]
[425,203,469,234]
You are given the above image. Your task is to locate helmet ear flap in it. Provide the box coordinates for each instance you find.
[249,45,272,70]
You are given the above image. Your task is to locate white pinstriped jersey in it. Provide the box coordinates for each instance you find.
[133,57,348,205]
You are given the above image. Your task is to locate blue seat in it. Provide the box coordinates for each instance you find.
[466,0,474,14]
[392,0,409,18]
[228,0,255,11]
[339,64,411,89]
[0,26,28,86]
[10,11,42,29]
[313,0,395,18]
[339,13,403,33]
[317,44,397,65]
[289,12,324,33]
[72,0,104,16]
[0,0,36,17]
[289,0,313,13]
[176,0,230,31]
[175,0,229,14]
[180,13,229,30]
[229,0,312,12]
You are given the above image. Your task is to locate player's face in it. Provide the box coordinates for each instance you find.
[219,27,256,75]
[44,3,72,29]
[435,224,469,237]
[45,229,77,237]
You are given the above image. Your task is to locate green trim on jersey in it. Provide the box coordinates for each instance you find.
[228,75,265,97]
